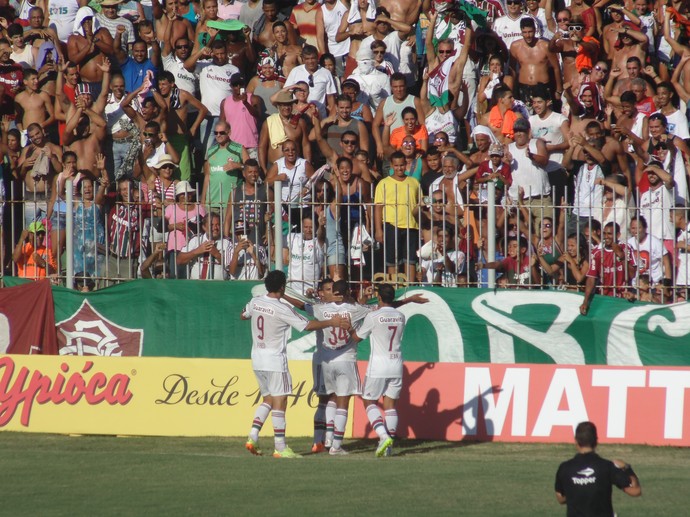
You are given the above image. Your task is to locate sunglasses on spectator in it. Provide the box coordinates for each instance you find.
[308,74,314,87]
[341,139,357,145]
[373,50,385,55]
[543,224,552,228]
[175,44,190,49]
[435,137,447,142]
[214,131,227,135]
[557,17,570,22]
[568,25,583,31]
[506,0,522,5]
[143,132,157,137]
[438,49,453,55]
[160,164,175,170]
[594,65,608,73]
[432,199,444,204]
[402,141,415,147]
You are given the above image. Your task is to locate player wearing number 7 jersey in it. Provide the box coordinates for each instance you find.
[241,270,349,459]
[351,284,407,458]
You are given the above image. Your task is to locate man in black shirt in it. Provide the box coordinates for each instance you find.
[555,421,641,516]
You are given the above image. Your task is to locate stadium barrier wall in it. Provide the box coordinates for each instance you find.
[353,362,690,446]
[0,355,340,438]
[3,278,690,366]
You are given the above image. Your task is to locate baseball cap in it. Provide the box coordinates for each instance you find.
[28,221,46,233]
[489,143,504,157]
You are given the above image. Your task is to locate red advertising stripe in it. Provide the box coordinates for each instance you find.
[0,280,58,355]
[353,362,690,446]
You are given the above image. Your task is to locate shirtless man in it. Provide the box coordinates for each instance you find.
[573,121,633,188]
[270,21,302,77]
[254,0,298,50]
[121,81,169,135]
[66,9,114,85]
[153,0,195,52]
[605,57,652,100]
[157,70,209,181]
[258,90,310,174]
[601,4,628,56]
[609,25,648,79]
[63,89,108,170]
[18,123,63,225]
[510,17,561,111]
[226,26,257,73]
[379,0,420,26]
[14,69,55,132]
[336,0,377,76]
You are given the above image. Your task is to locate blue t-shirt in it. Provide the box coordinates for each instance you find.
[120,57,157,93]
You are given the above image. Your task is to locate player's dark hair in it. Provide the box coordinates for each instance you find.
[575,421,598,448]
[378,283,395,304]
[265,270,287,293]
[332,279,349,296]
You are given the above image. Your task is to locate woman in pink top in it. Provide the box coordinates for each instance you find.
[164,181,206,278]
[220,74,261,158]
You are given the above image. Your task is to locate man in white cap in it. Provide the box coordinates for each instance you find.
[348,45,390,110]
[96,0,135,53]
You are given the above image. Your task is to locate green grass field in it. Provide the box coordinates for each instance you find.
[1,432,688,516]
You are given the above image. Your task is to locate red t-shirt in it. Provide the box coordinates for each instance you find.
[587,243,636,296]
[636,97,656,117]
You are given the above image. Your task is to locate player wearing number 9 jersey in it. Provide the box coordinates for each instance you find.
[352,283,406,458]
[241,270,347,459]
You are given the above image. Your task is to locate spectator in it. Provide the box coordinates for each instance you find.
[165,180,205,278]
[13,221,55,279]
[177,212,229,280]
[220,73,261,159]
[201,120,249,210]
[283,212,325,295]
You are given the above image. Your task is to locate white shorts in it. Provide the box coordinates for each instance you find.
[312,359,327,396]
[362,376,402,401]
[322,361,361,396]
[254,370,292,397]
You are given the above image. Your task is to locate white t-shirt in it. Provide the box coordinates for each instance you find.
[654,108,690,139]
[421,250,466,286]
[639,185,675,241]
[573,162,605,219]
[529,111,568,171]
[321,0,350,58]
[627,233,667,284]
[311,301,371,363]
[284,65,336,118]
[244,295,309,372]
[196,60,240,116]
[276,157,308,205]
[285,232,324,295]
[181,234,230,280]
[163,54,198,96]
[105,93,128,134]
[507,140,551,199]
[357,306,406,378]
[48,0,80,42]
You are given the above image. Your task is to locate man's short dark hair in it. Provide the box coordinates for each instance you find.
[7,23,23,38]
[302,44,318,57]
[575,421,598,448]
[265,270,287,293]
[332,279,349,297]
[390,150,405,162]
[427,146,441,157]
[341,130,357,142]
[378,283,395,304]
[336,156,353,169]
[390,72,406,84]
[626,56,642,66]
[604,221,621,235]
[520,18,536,30]
[272,20,286,31]
[211,39,226,50]
[145,121,160,133]
[244,158,259,169]
[336,94,352,105]
[620,91,636,104]
[635,214,648,229]
[158,71,175,84]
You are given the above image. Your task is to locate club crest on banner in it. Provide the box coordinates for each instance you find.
[56,300,144,357]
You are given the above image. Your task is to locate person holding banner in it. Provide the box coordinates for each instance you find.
[242,270,349,459]
[555,421,641,515]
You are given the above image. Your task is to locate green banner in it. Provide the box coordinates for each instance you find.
[5,278,690,365]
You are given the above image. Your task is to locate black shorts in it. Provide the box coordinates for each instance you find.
[383,223,419,267]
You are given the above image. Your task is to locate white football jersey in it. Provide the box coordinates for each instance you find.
[357,306,406,379]
[312,302,372,363]
[245,295,309,372]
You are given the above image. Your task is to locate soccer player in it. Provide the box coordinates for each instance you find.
[555,421,641,515]
[242,270,348,459]
[351,283,405,457]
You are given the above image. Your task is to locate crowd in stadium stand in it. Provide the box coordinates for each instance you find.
[2,0,690,303]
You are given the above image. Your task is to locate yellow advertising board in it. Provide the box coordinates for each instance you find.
[0,355,352,438]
